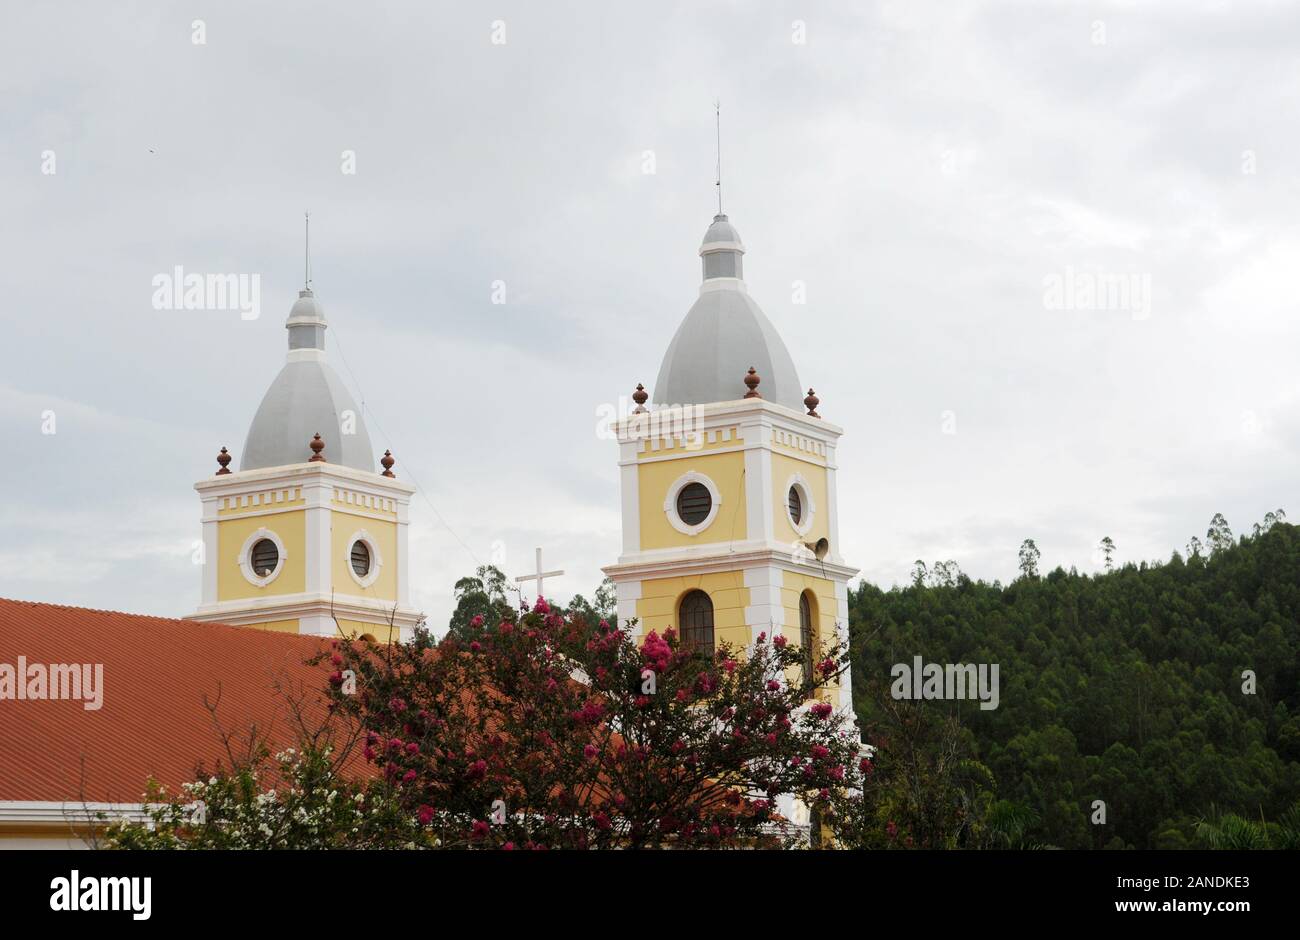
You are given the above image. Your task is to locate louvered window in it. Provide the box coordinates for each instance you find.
[676,482,712,526]
[351,540,371,578]
[250,538,279,577]
[788,485,803,525]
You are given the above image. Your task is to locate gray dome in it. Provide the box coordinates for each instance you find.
[653,214,803,410]
[240,289,376,472]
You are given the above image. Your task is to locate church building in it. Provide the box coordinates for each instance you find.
[602,210,857,718]
[187,283,424,644]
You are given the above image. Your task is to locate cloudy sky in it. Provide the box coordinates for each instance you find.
[2,0,1297,627]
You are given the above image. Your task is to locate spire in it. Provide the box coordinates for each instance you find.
[286,216,327,356]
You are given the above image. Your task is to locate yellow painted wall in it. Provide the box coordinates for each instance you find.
[636,571,750,652]
[217,489,305,516]
[781,571,841,706]
[217,509,307,600]
[337,617,400,644]
[627,421,742,456]
[243,618,300,634]
[772,453,829,547]
[637,450,747,550]
[331,514,398,601]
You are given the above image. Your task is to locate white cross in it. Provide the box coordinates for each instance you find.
[515,547,564,603]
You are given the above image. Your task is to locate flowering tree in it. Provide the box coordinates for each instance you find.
[104,744,422,849]
[323,599,867,848]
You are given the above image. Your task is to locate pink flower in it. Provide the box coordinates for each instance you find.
[330,652,344,666]
[470,614,484,627]
[467,759,488,780]
[471,820,490,840]
[860,757,874,776]
[363,745,376,761]
[583,744,599,760]
[470,641,482,653]
[722,658,737,674]
[641,631,673,672]
[417,804,435,825]
[593,812,612,830]
[405,742,419,755]
[402,769,417,783]
[756,632,767,644]
[773,635,787,648]
[811,702,834,719]
[503,842,516,851]
[766,680,781,691]
[389,697,407,713]
[811,744,830,761]
[534,597,551,614]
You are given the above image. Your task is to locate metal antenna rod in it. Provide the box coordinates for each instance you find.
[304,211,311,289]
[715,99,723,215]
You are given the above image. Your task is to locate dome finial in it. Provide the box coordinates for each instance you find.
[632,383,649,414]
[381,450,396,478]
[216,446,232,475]
[309,433,326,462]
[804,388,821,418]
[743,366,762,399]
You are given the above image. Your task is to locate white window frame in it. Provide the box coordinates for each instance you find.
[345,530,383,589]
[664,471,721,536]
[784,473,816,537]
[238,527,287,588]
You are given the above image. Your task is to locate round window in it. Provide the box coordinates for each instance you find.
[788,485,803,525]
[676,482,713,526]
[250,538,279,577]
[350,540,371,578]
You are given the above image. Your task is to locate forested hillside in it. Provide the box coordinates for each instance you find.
[848,519,1300,848]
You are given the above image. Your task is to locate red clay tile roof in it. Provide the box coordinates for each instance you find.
[0,597,342,804]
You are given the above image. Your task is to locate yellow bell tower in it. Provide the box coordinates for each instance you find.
[602,212,857,715]
[188,273,423,642]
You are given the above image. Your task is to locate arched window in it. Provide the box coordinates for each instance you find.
[799,592,815,686]
[679,590,714,655]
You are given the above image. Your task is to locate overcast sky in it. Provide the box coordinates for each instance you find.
[2,0,1298,627]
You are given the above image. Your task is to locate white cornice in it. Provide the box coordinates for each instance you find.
[196,461,416,499]
[612,398,843,442]
[603,545,859,583]
[188,592,424,628]
[0,801,151,825]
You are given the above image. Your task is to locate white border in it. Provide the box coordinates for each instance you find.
[663,471,721,536]
[238,527,286,587]
[784,473,816,537]
[345,530,383,588]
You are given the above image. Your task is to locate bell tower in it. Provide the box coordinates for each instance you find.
[189,268,423,642]
[602,211,857,715]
